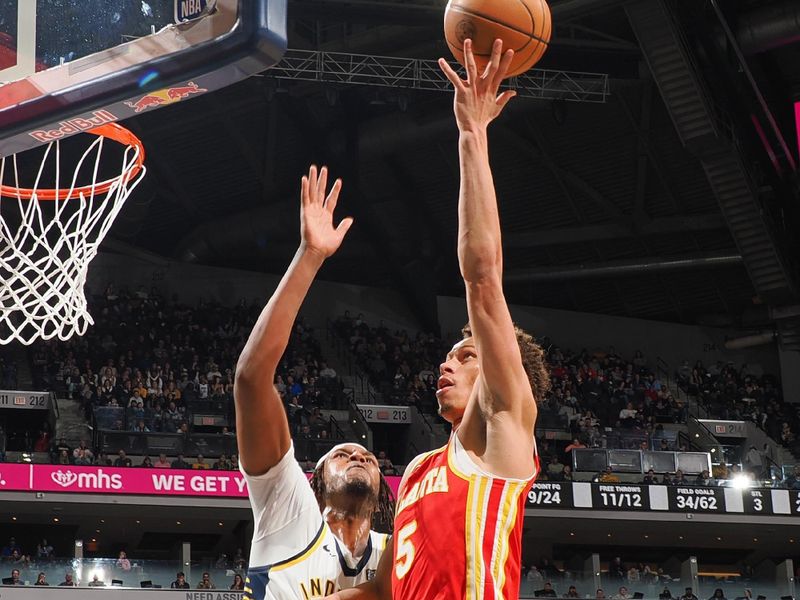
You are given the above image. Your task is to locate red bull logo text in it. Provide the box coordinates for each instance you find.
[124,81,207,113]
[28,110,118,143]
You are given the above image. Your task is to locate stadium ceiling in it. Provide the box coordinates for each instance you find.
[108,0,800,343]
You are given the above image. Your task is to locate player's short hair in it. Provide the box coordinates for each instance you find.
[462,323,551,401]
[309,460,395,532]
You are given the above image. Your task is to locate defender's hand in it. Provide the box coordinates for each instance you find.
[300,165,353,258]
[438,38,516,133]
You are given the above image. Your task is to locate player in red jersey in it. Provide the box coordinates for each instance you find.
[324,38,550,600]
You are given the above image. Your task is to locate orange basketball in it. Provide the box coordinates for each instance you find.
[444,0,552,78]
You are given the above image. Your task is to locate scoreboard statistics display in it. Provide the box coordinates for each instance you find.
[526,482,800,516]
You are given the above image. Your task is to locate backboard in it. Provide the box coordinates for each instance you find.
[0,0,287,157]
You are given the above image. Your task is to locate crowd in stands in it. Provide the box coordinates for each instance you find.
[1,286,791,488]
[333,311,685,431]
[332,312,687,476]
[0,537,248,589]
[676,362,790,451]
[521,558,767,600]
[19,284,348,463]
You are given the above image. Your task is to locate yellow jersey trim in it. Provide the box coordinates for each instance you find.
[270,521,328,572]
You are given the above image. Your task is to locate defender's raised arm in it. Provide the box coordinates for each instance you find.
[234,166,352,476]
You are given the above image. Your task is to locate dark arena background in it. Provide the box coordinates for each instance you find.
[2,0,800,597]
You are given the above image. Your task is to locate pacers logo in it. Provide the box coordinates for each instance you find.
[455,20,476,44]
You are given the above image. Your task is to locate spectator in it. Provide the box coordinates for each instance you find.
[744,446,763,477]
[232,548,247,570]
[154,453,171,468]
[784,466,800,489]
[35,572,49,585]
[88,574,105,587]
[733,590,753,600]
[695,470,714,486]
[1,538,20,558]
[609,558,625,580]
[526,566,544,585]
[708,589,726,600]
[114,450,132,468]
[171,454,190,469]
[547,455,565,478]
[230,574,245,590]
[679,588,699,600]
[7,569,21,585]
[36,539,54,560]
[56,449,71,465]
[74,448,92,465]
[642,469,659,485]
[673,470,689,485]
[197,572,215,590]
[559,465,574,482]
[535,582,558,598]
[116,551,131,572]
[598,466,621,484]
[564,437,586,455]
[627,566,640,584]
[72,440,93,462]
[566,585,580,598]
[193,454,210,470]
[171,572,190,589]
[140,456,153,468]
[597,590,606,600]
[613,587,630,600]
[214,454,233,470]
[376,451,396,476]
[660,588,673,600]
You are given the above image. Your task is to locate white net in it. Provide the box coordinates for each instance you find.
[0,125,146,345]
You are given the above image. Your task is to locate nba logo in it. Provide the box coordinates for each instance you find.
[174,0,216,22]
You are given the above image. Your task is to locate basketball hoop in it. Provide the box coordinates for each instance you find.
[0,123,146,345]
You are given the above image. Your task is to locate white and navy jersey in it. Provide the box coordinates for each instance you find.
[241,444,389,600]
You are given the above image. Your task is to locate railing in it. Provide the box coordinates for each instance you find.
[328,415,346,440]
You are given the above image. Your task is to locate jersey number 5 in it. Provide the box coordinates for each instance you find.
[394,521,417,580]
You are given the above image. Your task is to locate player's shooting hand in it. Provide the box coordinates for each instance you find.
[299,165,353,259]
[438,38,516,133]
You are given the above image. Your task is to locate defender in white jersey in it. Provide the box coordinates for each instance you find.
[235,165,394,600]
[241,442,391,599]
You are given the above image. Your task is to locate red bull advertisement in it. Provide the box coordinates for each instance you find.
[124,81,207,113]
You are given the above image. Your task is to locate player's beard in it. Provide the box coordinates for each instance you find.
[326,469,378,512]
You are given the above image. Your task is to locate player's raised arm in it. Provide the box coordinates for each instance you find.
[235,166,353,475]
[439,40,537,437]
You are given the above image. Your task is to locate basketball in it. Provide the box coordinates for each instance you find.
[444,0,552,78]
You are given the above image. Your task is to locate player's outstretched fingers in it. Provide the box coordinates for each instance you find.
[307,165,318,204]
[496,90,517,111]
[482,38,503,82]
[463,38,478,84]
[316,166,329,203]
[325,178,343,213]
[300,175,309,206]
[439,58,465,90]
[492,49,515,91]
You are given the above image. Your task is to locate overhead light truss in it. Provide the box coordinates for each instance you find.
[267,49,610,103]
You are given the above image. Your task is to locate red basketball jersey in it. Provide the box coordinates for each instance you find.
[391,434,538,600]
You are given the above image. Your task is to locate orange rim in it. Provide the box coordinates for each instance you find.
[0,123,146,201]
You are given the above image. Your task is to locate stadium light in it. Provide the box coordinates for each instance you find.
[731,474,752,489]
